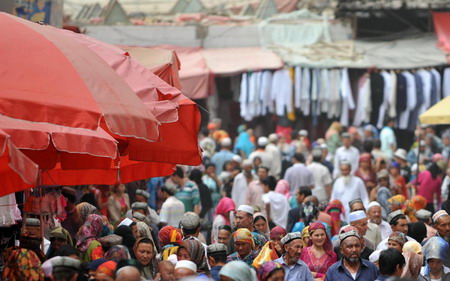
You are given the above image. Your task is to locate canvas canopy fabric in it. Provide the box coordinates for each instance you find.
[419,95,450,125]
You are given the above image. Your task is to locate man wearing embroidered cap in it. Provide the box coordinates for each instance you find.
[325,230,379,281]
[51,256,81,281]
[207,244,228,281]
[367,201,392,240]
[125,189,160,225]
[432,210,450,267]
[416,209,437,240]
[274,232,314,281]
[376,210,414,251]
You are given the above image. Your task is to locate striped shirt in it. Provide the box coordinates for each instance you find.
[175,181,200,213]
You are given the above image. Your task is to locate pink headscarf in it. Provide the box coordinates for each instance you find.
[275,180,291,200]
[214,197,235,225]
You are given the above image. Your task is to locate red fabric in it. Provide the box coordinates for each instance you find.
[214,197,235,225]
[159,226,183,247]
[269,226,287,240]
[433,12,450,53]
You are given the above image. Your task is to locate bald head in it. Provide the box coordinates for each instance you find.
[115,266,141,281]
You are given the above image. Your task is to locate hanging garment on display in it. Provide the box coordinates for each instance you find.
[301,68,311,116]
[271,69,293,117]
[328,69,342,119]
[260,71,274,115]
[311,68,321,125]
[430,68,442,101]
[320,69,330,114]
[417,69,432,114]
[339,68,355,127]
[353,73,370,127]
[0,194,21,227]
[294,66,302,109]
[240,72,251,121]
[388,70,397,119]
[377,71,392,129]
[408,73,424,131]
[443,68,450,98]
[398,71,417,130]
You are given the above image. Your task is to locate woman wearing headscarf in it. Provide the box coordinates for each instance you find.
[219,260,258,281]
[76,202,111,236]
[388,195,406,212]
[252,232,268,251]
[421,237,450,281]
[77,213,104,262]
[234,125,255,158]
[158,226,183,261]
[401,251,423,280]
[114,225,136,258]
[325,200,347,237]
[2,247,44,281]
[212,197,235,243]
[403,240,423,256]
[135,221,153,240]
[177,239,209,274]
[274,180,292,206]
[253,213,270,238]
[354,153,377,193]
[257,261,285,281]
[325,121,342,156]
[105,245,131,261]
[390,161,408,198]
[300,222,337,279]
[387,231,407,252]
[269,226,287,257]
[133,237,157,280]
[227,228,258,266]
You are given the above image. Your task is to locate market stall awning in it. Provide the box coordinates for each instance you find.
[202,47,283,75]
[433,12,450,54]
[419,95,450,124]
[121,46,182,90]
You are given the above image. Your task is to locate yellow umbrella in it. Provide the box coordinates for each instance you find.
[419,95,450,124]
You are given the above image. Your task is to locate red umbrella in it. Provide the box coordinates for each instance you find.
[0,12,159,142]
[0,128,38,196]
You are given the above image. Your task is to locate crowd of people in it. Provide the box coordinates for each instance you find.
[2,117,450,281]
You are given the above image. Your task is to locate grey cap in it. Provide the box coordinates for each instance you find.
[341,132,351,138]
[416,209,432,220]
[207,243,227,255]
[339,230,361,244]
[348,198,363,209]
[26,218,41,227]
[51,256,81,270]
[180,212,200,230]
[98,234,123,248]
[387,210,404,225]
[377,169,389,179]
[280,232,302,245]
[163,182,178,194]
[312,148,323,158]
[131,202,148,211]
[136,189,150,200]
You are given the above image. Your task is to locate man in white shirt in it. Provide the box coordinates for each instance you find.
[376,210,415,250]
[307,148,332,203]
[231,159,255,208]
[262,176,289,229]
[367,201,392,240]
[248,137,272,172]
[284,153,314,196]
[379,118,397,160]
[333,132,360,178]
[266,134,282,179]
[330,161,369,220]
[159,184,185,227]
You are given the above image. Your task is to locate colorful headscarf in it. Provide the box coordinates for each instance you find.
[76,202,101,224]
[300,202,319,226]
[234,228,255,249]
[50,227,74,247]
[359,153,372,167]
[76,214,103,252]
[257,261,284,281]
[2,247,44,281]
[325,200,346,236]
[308,222,333,254]
[158,226,183,248]
[214,197,235,225]
[275,180,291,200]
[219,260,258,281]
[411,195,427,211]
[403,200,417,222]
[105,245,131,261]
[136,221,152,239]
[388,195,406,211]
[252,232,268,249]
[179,239,208,272]
[270,226,287,240]
[302,226,310,240]
[388,231,407,248]
[97,261,117,278]
[403,241,422,255]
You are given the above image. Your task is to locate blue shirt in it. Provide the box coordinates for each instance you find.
[211,150,235,174]
[274,256,314,281]
[210,266,222,281]
[324,259,379,281]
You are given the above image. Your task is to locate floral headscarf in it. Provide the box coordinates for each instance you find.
[77,214,103,252]
[214,197,235,225]
[179,239,208,273]
[388,231,407,248]
[234,228,255,249]
[275,180,291,200]
[97,261,117,278]
[411,195,427,211]
[105,245,131,261]
[252,232,268,249]
[2,247,44,281]
[158,226,182,248]
[76,202,101,224]
[257,261,284,281]
[403,200,417,222]
[308,222,333,254]
[388,195,406,211]
[325,200,345,236]
[270,226,287,240]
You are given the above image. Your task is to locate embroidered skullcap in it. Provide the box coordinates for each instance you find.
[432,210,449,223]
[387,210,404,225]
[135,189,150,199]
[131,202,148,211]
[339,230,361,244]
[26,218,41,227]
[207,243,228,255]
[280,232,302,245]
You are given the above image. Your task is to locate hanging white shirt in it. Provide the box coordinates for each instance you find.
[240,73,250,120]
[443,68,450,98]
[331,175,369,220]
[353,73,370,127]
[320,69,330,114]
[430,68,442,102]
[377,71,392,129]
[260,71,273,115]
[388,70,397,118]
[339,68,355,127]
[271,69,292,116]
[262,191,290,229]
[301,68,311,116]
[294,66,302,109]
[417,69,432,114]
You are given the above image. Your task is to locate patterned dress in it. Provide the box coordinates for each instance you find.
[300,247,337,279]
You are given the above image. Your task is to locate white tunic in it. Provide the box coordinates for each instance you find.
[330,176,369,220]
